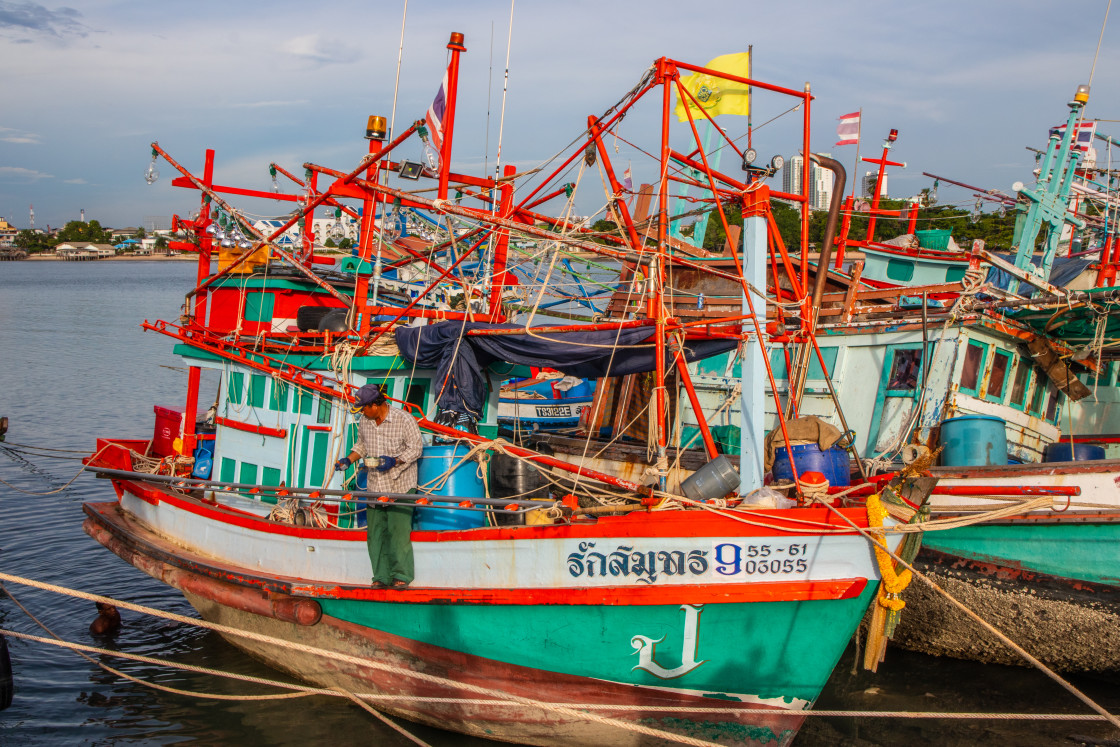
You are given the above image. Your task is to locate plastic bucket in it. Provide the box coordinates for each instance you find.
[1044,442,1107,462]
[940,415,1007,466]
[191,438,214,480]
[771,443,851,486]
[680,455,740,501]
[413,444,487,531]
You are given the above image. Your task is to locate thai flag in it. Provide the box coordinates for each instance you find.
[1049,122,1097,152]
[836,111,860,146]
[425,68,449,153]
[622,165,633,191]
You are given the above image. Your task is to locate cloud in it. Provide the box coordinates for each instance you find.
[0,127,40,144]
[62,177,85,184]
[0,1,90,38]
[282,34,360,66]
[0,166,52,181]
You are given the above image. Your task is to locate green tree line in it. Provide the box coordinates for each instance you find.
[13,220,166,254]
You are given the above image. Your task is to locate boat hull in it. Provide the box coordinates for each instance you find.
[892,462,1120,673]
[82,473,891,745]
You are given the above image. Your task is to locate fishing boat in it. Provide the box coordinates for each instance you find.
[497,373,595,436]
[703,83,1120,674]
[81,34,932,745]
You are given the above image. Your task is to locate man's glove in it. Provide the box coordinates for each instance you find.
[375,456,397,472]
[334,457,352,471]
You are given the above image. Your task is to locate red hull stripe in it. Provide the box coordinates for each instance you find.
[109,477,871,542]
[84,501,867,605]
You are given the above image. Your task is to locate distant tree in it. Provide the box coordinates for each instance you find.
[154,235,168,249]
[337,238,353,250]
[14,230,50,253]
[56,219,111,244]
[323,238,337,248]
[135,227,146,239]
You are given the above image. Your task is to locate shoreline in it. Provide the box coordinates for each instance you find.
[21,253,196,261]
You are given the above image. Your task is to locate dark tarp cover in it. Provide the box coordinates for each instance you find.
[395,321,738,418]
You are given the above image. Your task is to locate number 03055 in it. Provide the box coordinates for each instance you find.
[713,542,810,576]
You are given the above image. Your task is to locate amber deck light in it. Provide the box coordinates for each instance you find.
[1074,84,1090,105]
[365,115,387,141]
[449,31,465,47]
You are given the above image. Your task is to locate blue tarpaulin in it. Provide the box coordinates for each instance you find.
[396,321,737,418]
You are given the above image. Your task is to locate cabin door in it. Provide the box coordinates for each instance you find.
[866,344,926,456]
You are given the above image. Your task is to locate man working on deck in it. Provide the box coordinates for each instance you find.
[335,383,424,589]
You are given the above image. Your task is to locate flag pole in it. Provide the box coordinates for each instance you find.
[747,45,753,150]
[850,107,862,200]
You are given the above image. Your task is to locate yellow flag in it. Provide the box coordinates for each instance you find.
[674,52,751,123]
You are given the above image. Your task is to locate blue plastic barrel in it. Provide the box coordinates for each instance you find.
[1044,441,1106,462]
[413,444,487,531]
[940,415,1007,466]
[771,443,851,486]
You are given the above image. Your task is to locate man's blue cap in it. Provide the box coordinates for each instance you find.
[351,383,387,411]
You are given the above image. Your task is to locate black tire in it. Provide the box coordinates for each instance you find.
[296,306,335,332]
[317,309,351,333]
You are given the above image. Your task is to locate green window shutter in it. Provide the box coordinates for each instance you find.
[219,457,237,483]
[248,375,266,407]
[886,259,915,282]
[261,466,282,505]
[244,292,275,323]
[228,372,245,405]
[269,379,289,411]
[294,387,314,415]
[239,462,259,486]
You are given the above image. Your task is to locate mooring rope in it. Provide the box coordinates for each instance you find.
[0,571,726,747]
[1,593,1114,725]
[802,495,1120,731]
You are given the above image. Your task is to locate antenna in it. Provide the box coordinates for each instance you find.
[28,204,34,229]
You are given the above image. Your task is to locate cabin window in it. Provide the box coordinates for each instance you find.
[227,372,245,405]
[248,375,266,408]
[887,349,922,391]
[985,350,1012,402]
[886,259,915,282]
[405,380,430,416]
[945,266,967,283]
[317,396,333,424]
[1009,360,1030,408]
[1045,383,1061,422]
[959,341,987,394]
[1029,376,1047,416]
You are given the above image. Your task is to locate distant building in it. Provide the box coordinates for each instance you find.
[56,242,116,259]
[0,217,17,248]
[863,172,888,198]
[782,156,834,210]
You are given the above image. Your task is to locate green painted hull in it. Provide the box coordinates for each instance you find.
[320,585,879,706]
[922,521,1120,587]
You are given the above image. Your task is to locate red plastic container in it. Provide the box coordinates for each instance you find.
[152,405,185,456]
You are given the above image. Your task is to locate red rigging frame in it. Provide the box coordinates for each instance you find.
[155,41,823,493]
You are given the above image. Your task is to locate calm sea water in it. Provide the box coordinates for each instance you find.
[0,260,1116,745]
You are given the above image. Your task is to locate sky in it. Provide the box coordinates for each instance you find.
[2,0,1119,232]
